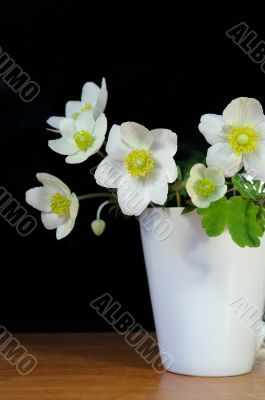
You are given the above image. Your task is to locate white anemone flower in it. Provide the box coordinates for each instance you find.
[95,122,178,216]
[199,97,265,180]
[47,78,107,130]
[26,173,79,240]
[186,163,227,208]
[48,111,107,164]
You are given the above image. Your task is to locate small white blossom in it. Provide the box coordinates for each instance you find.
[26,173,79,239]
[48,111,107,164]
[186,163,227,208]
[47,78,107,129]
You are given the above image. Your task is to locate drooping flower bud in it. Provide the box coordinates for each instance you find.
[91,219,106,236]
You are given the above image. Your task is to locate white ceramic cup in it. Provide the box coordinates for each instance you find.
[140,207,265,376]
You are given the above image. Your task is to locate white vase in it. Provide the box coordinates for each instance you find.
[139,207,265,376]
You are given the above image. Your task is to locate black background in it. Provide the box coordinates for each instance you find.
[0,2,263,331]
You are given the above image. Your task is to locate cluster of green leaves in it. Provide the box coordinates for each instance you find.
[168,153,265,247]
[198,196,264,247]
[197,174,265,248]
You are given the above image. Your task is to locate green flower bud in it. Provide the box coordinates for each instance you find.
[91,219,106,236]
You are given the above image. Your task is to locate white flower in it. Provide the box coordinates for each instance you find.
[186,163,227,208]
[25,173,79,240]
[48,111,107,164]
[95,122,178,216]
[47,78,107,129]
[199,97,265,180]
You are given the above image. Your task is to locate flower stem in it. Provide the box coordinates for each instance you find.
[96,200,110,219]
[226,187,236,195]
[176,191,182,207]
[78,193,112,201]
[97,150,106,158]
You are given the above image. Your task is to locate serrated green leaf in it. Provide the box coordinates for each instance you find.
[232,174,263,201]
[197,196,263,247]
[197,197,228,236]
[227,197,263,247]
[257,207,265,233]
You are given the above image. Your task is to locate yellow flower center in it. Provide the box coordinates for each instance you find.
[196,178,216,197]
[124,149,154,177]
[72,103,93,120]
[74,130,94,151]
[228,126,260,155]
[50,193,71,216]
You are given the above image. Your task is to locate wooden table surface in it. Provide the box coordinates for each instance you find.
[0,333,265,399]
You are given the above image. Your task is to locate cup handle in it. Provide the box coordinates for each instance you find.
[256,320,265,351]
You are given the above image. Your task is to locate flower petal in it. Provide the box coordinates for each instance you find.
[206,143,243,177]
[223,97,264,126]
[47,116,64,129]
[56,218,73,240]
[210,185,227,202]
[56,198,78,240]
[204,167,225,186]
[186,176,198,198]
[255,121,265,140]
[41,212,65,230]
[118,169,168,213]
[81,82,100,106]
[148,170,168,204]
[75,110,95,132]
[93,113,107,140]
[93,88,108,120]
[70,193,79,221]
[189,163,206,179]
[65,101,83,118]
[106,124,131,161]
[48,138,76,155]
[149,129,178,156]
[36,173,71,197]
[93,135,106,153]
[26,187,55,211]
[59,118,76,139]
[198,114,226,145]
[117,178,150,216]
[101,77,107,90]
[121,122,153,149]
[65,150,93,164]
[243,142,265,181]
[95,157,124,188]
[191,194,211,208]
[153,151,178,182]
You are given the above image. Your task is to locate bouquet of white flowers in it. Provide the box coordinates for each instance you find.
[26,80,265,247]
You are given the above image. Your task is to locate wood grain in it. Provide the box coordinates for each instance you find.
[0,333,264,399]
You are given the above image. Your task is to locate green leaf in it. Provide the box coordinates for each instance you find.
[176,165,183,181]
[197,197,228,236]
[231,174,263,201]
[181,206,196,215]
[108,194,119,205]
[198,196,263,247]
[227,197,263,247]
[257,207,265,233]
